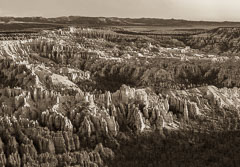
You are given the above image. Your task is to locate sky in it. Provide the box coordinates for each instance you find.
[0,0,240,21]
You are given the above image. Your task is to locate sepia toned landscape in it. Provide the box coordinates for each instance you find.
[1,2,240,167]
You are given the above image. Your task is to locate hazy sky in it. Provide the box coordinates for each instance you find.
[0,0,240,21]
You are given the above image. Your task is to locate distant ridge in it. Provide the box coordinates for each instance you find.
[1,16,240,27]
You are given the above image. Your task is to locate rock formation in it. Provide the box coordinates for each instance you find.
[0,25,240,167]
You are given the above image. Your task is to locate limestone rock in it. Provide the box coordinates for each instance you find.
[184,100,189,121]
[7,152,21,167]
[41,109,73,131]
[52,132,66,154]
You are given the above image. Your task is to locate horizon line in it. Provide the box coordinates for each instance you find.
[0,15,240,23]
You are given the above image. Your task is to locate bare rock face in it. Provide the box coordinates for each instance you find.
[81,113,119,138]
[115,85,136,104]
[188,101,200,117]
[111,85,150,107]
[62,131,76,152]
[105,91,112,107]
[184,100,189,121]
[96,85,178,133]
[167,85,240,122]
[164,98,169,111]
[52,132,67,154]
[135,89,149,107]
[105,116,118,136]
[0,153,6,167]
[168,89,201,118]
[36,136,55,154]
[7,152,21,167]
[41,109,73,131]
[163,111,173,125]
[132,108,147,132]
[79,116,93,138]
[0,138,7,167]
[156,115,165,130]
[19,142,38,159]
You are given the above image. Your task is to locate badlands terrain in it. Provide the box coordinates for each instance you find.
[0,17,240,167]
